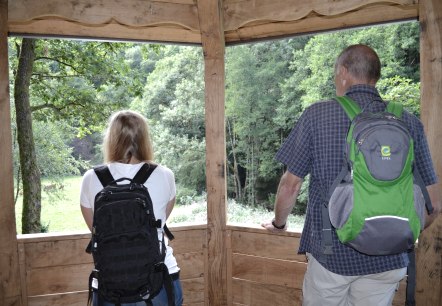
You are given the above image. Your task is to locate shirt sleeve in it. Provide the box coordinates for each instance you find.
[413,121,438,186]
[164,167,176,201]
[80,169,94,208]
[275,106,313,178]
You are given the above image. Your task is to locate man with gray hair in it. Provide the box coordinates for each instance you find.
[262,44,441,305]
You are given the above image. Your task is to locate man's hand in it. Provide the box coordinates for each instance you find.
[261,220,288,233]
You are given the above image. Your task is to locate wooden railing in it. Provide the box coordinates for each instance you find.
[17,223,406,306]
[17,224,207,306]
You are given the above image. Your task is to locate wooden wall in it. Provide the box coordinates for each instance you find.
[227,225,407,306]
[15,225,409,306]
[16,225,207,306]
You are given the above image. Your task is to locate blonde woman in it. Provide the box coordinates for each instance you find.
[80,110,183,306]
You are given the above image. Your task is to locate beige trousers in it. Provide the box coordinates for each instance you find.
[302,253,407,306]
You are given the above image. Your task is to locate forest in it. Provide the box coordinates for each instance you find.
[9,21,421,233]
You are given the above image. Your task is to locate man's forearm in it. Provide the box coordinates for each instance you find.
[274,171,303,226]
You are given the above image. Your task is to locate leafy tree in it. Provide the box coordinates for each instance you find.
[225,40,305,205]
[10,37,135,233]
[132,46,206,194]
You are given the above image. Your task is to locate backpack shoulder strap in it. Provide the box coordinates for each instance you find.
[133,163,158,184]
[94,165,115,187]
[335,96,361,120]
[386,101,404,118]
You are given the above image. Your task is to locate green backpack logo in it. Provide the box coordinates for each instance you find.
[325,96,433,255]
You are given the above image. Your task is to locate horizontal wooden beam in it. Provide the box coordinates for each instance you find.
[224,3,418,44]
[9,0,199,30]
[223,0,416,31]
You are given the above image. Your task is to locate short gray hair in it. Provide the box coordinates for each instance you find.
[335,44,381,82]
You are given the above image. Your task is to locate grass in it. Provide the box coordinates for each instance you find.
[15,176,90,234]
[15,176,305,234]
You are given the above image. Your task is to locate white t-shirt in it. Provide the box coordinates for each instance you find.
[80,162,179,274]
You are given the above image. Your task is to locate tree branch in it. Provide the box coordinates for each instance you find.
[34,56,83,74]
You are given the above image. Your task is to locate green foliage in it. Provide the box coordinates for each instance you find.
[378,76,420,116]
[132,46,206,193]
[10,21,422,228]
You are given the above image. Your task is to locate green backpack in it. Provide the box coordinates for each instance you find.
[324,96,433,256]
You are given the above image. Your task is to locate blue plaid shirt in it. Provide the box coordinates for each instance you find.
[276,84,438,276]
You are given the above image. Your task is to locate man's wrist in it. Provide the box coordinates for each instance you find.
[272,218,286,229]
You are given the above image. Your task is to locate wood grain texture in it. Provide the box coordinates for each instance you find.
[0,0,22,304]
[232,278,302,305]
[232,253,306,289]
[197,0,227,305]
[230,229,305,262]
[27,291,88,306]
[224,4,418,44]
[9,0,199,30]
[418,0,442,305]
[181,277,205,303]
[8,20,202,44]
[223,0,417,31]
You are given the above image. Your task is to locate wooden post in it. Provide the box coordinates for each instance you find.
[0,0,23,305]
[418,0,442,305]
[197,0,227,305]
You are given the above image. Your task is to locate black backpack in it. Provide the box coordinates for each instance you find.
[86,163,175,306]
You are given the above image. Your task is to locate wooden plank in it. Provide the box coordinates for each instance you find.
[0,0,22,304]
[26,263,93,296]
[183,303,205,306]
[181,277,205,303]
[2,296,22,306]
[27,280,204,305]
[232,278,302,306]
[170,228,206,254]
[175,252,205,279]
[232,253,306,289]
[224,4,418,44]
[17,242,28,306]
[197,0,227,305]
[417,0,442,305]
[392,278,406,306]
[23,238,92,269]
[226,230,233,306]
[8,20,201,45]
[223,0,416,31]
[230,229,305,262]
[27,291,88,306]
[8,0,199,30]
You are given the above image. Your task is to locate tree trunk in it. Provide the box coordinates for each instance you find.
[226,118,243,201]
[14,38,41,233]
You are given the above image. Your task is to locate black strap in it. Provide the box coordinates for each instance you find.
[133,163,158,184]
[87,272,93,306]
[163,224,175,241]
[405,248,416,306]
[94,165,115,187]
[319,202,334,264]
[413,168,434,214]
[162,265,176,306]
[319,162,350,263]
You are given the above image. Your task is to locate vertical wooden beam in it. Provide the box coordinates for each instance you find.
[418,0,442,305]
[197,0,227,305]
[0,0,22,305]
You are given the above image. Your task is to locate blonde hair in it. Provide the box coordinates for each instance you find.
[103,110,154,163]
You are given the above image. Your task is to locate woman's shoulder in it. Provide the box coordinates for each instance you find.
[82,168,97,181]
[153,163,174,177]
